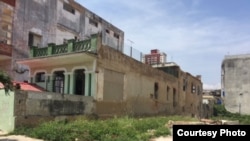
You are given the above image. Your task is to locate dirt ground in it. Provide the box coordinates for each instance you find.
[0,131,172,141]
[0,135,43,141]
[0,135,172,141]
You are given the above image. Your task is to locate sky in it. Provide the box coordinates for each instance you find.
[76,0,250,89]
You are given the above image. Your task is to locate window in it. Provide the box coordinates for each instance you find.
[154,82,159,99]
[197,85,201,95]
[114,33,119,39]
[63,2,75,14]
[106,29,110,34]
[35,72,45,82]
[28,32,42,46]
[166,86,170,101]
[173,88,177,107]
[191,83,196,93]
[89,18,98,27]
[63,39,68,44]
[183,79,186,91]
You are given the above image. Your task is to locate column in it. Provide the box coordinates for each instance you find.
[69,72,74,94]
[29,75,34,83]
[84,71,95,97]
[46,74,53,92]
[91,72,96,98]
[63,72,70,94]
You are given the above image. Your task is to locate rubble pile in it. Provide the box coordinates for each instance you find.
[167,119,239,128]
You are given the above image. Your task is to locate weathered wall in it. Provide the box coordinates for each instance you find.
[222,55,250,114]
[96,45,202,117]
[0,60,12,78]
[181,73,203,117]
[0,89,15,132]
[14,90,95,127]
[12,0,57,81]
[11,0,124,82]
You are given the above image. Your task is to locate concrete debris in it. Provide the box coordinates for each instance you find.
[167,119,239,128]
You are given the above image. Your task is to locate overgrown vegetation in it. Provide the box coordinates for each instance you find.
[10,105,250,140]
[11,115,197,141]
[213,104,250,124]
[0,70,13,93]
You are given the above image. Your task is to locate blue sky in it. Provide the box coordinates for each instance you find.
[76,0,250,89]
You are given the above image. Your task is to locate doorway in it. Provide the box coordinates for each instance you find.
[74,69,85,95]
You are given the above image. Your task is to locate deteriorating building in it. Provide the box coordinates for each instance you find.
[221,54,250,115]
[0,0,15,76]
[0,0,204,132]
[0,0,124,81]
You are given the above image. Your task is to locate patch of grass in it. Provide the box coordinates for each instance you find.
[212,105,250,124]
[11,115,197,141]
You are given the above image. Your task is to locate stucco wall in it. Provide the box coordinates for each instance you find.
[12,0,58,81]
[0,89,15,132]
[12,0,124,82]
[96,45,202,117]
[14,90,95,127]
[222,55,250,114]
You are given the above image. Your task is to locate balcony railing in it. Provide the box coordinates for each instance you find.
[52,44,68,54]
[73,40,91,52]
[30,34,97,58]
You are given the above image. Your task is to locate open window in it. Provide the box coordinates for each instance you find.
[63,2,75,14]
[28,32,42,47]
[154,82,159,99]
[89,18,98,27]
[166,86,170,101]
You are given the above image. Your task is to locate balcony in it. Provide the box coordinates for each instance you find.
[30,34,98,58]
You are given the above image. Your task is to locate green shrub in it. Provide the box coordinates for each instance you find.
[12,115,197,141]
[212,105,250,124]
[0,70,13,93]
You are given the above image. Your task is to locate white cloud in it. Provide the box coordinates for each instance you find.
[203,83,221,90]
[76,0,250,87]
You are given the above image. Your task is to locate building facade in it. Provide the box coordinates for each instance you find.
[0,0,124,81]
[221,54,250,115]
[17,34,203,117]
[0,0,15,77]
[142,49,167,65]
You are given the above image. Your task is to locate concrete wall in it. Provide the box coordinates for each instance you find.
[12,0,58,81]
[95,44,203,117]
[14,90,95,127]
[11,0,124,82]
[222,54,250,114]
[0,89,15,132]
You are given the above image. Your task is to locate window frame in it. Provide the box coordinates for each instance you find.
[63,2,75,14]
[35,72,46,82]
